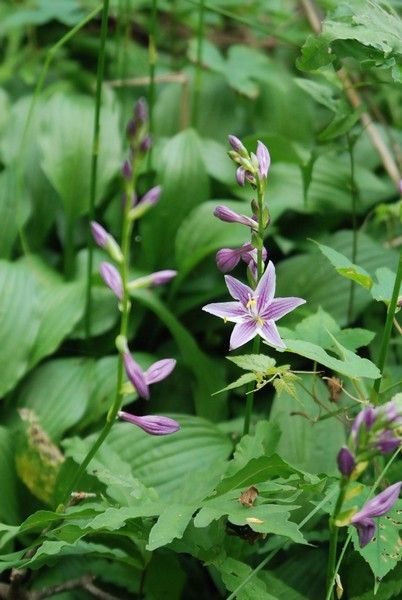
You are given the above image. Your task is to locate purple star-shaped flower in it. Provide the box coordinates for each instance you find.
[202,260,305,350]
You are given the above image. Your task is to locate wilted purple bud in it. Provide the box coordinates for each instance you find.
[337,447,356,476]
[375,431,401,454]
[122,159,133,181]
[228,135,247,155]
[351,406,376,444]
[351,481,402,547]
[91,221,108,248]
[134,98,148,123]
[100,262,123,300]
[214,205,258,230]
[138,185,162,208]
[140,134,152,153]
[256,140,271,179]
[123,352,149,399]
[150,270,177,286]
[236,167,246,187]
[216,243,254,273]
[118,412,180,436]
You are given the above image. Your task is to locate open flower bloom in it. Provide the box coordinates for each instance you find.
[123,352,176,400]
[202,260,305,350]
[351,482,402,547]
[118,411,179,436]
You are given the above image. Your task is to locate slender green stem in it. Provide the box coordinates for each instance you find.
[192,0,205,127]
[372,249,402,402]
[85,0,110,338]
[325,448,400,600]
[326,482,347,600]
[347,136,358,323]
[242,184,266,436]
[147,0,158,171]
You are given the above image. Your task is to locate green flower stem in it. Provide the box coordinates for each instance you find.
[191,0,205,128]
[59,176,135,508]
[326,481,347,600]
[372,249,402,402]
[85,0,110,337]
[242,183,266,436]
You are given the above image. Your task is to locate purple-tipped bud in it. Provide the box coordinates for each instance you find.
[138,185,162,208]
[375,431,401,454]
[140,134,152,153]
[351,481,402,547]
[216,243,254,273]
[150,270,177,286]
[118,412,180,436]
[228,135,247,155]
[236,167,246,187]
[144,358,176,384]
[337,447,356,476]
[122,159,133,181]
[256,140,271,179]
[91,221,108,248]
[123,352,149,399]
[134,98,148,123]
[126,118,137,139]
[100,262,123,300]
[214,205,258,230]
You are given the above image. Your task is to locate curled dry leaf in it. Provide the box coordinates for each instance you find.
[239,485,258,507]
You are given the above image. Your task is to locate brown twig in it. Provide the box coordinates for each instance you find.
[300,0,401,188]
[0,575,122,600]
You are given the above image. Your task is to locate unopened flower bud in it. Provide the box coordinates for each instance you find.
[236,167,246,187]
[134,98,148,123]
[122,159,132,181]
[337,447,356,476]
[126,118,137,139]
[118,411,180,436]
[214,205,258,230]
[256,140,271,179]
[91,221,108,248]
[228,134,247,156]
[140,134,152,153]
[100,262,123,300]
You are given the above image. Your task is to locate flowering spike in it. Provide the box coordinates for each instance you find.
[337,447,356,476]
[118,411,180,436]
[351,482,402,547]
[256,141,271,179]
[99,262,123,300]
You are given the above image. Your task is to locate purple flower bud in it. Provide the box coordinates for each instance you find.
[381,400,402,426]
[214,205,258,230]
[236,167,246,187]
[256,140,271,179]
[123,352,149,399]
[150,270,177,286]
[351,405,376,445]
[216,243,254,273]
[134,98,148,123]
[140,134,152,153]
[337,447,356,476]
[228,135,247,155]
[144,358,176,384]
[375,431,401,454]
[122,159,133,181]
[138,185,162,208]
[99,262,123,300]
[118,412,180,436]
[91,221,108,248]
[351,481,402,547]
[126,118,137,139]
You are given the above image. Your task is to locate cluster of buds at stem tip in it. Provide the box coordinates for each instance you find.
[228,135,271,190]
[126,97,152,158]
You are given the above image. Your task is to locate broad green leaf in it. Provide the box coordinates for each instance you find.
[131,288,227,420]
[313,240,373,289]
[227,354,276,373]
[0,0,85,31]
[40,93,122,222]
[271,375,346,475]
[283,338,380,379]
[0,427,19,524]
[0,169,30,258]
[147,504,196,551]
[371,267,402,305]
[319,105,365,141]
[140,128,210,269]
[106,415,232,500]
[214,557,279,600]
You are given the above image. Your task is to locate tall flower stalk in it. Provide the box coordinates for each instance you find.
[202,136,304,435]
[59,100,179,508]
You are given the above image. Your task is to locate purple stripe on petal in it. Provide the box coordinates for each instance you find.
[263,297,306,321]
[123,352,149,399]
[255,261,276,310]
[145,359,176,385]
[258,320,285,348]
[216,248,243,273]
[225,275,252,305]
[202,301,247,323]
[229,320,257,350]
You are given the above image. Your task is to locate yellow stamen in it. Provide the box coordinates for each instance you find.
[246,297,257,309]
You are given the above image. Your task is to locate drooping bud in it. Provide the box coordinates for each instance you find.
[99,262,123,300]
[118,411,180,436]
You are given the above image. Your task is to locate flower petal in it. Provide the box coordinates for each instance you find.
[255,261,276,310]
[258,320,286,348]
[263,296,306,321]
[144,359,176,385]
[216,248,243,273]
[123,352,149,399]
[99,262,123,300]
[225,275,252,305]
[229,321,257,350]
[202,301,246,323]
[352,517,376,548]
[352,482,402,519]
